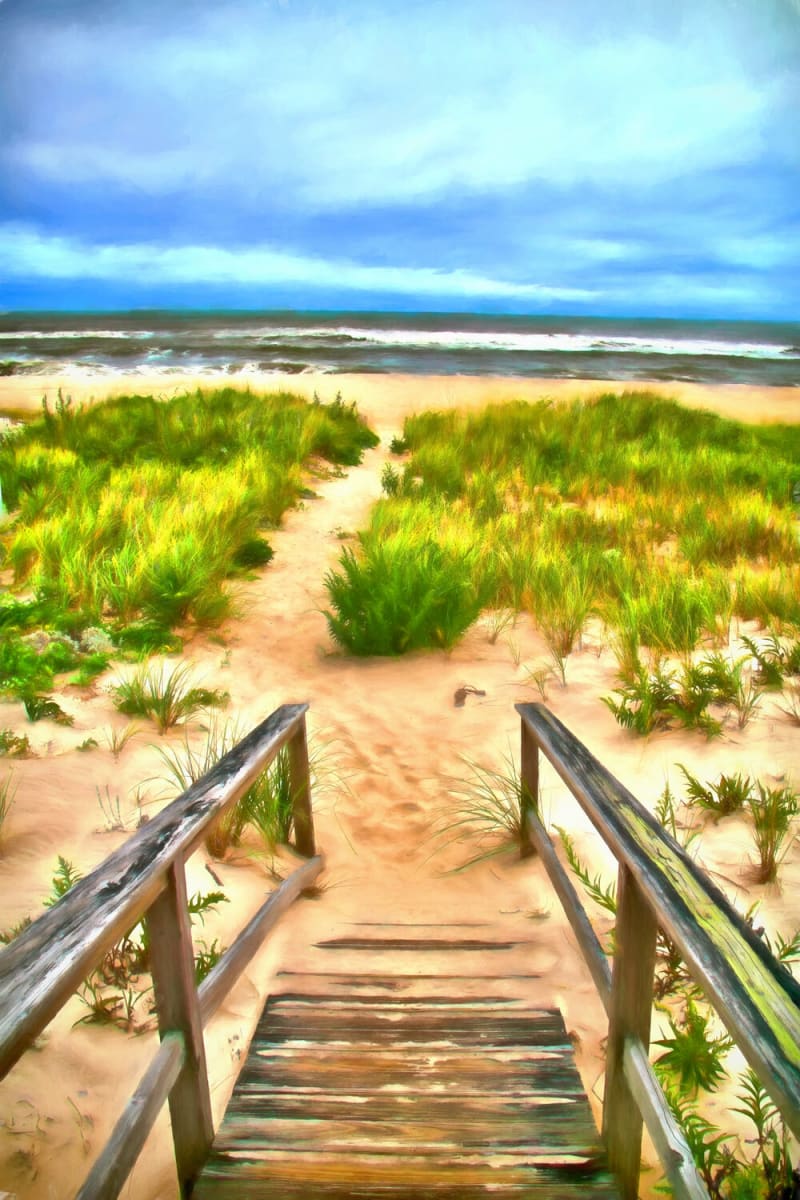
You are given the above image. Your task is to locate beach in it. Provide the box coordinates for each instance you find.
[1,371,799,1199]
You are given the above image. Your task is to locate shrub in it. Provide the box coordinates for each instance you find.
[325,538,487,655]
[654,998,733,1096]
[112,662,228,734]
[679,766,754,822]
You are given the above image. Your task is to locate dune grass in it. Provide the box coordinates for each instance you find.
[0,387,378,643]
[325,392,800,670]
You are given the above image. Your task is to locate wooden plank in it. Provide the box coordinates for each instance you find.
[602,865,658,1200]
[0,703,308,1080]
[75,1033,184,1200]
[198,855,323,1025]
[516,701,800,1141]
[146,861,213,1194]
[315,938,530,951]
[288,717,315,856]
[623,1037,707,1200]
[519,716,539,858]
[526,809,612,1012]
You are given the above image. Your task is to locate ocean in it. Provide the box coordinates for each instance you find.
[0,311,798,387]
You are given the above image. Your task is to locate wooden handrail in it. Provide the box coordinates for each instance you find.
[517,701,800,1199]
[0,702,308,1078]
[0,701,320,1199]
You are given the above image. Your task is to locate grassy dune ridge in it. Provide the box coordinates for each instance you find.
[325,391,800,659]
[0,387,378,639]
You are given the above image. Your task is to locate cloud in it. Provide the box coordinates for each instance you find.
[0,224,596,303]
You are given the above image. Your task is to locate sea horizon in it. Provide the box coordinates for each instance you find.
[1,309,798,387]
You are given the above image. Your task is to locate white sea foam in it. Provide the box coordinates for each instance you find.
[207,324,797,360]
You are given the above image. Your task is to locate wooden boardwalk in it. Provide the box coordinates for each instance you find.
[194,932,618,1199]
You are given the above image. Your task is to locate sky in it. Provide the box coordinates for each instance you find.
[0,0,798,319]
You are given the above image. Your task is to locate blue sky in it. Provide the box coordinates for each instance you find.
[0,0,798,318]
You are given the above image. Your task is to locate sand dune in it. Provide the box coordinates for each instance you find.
[0,373,798,1199]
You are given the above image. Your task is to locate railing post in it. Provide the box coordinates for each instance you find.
[146,861,213,1196]
[519,717,539,858]
[603,863,658,1200]
[288,713,315,857]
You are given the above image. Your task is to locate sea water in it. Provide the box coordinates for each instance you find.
[0,311,798,387]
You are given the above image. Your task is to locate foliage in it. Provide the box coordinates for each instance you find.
[23,694,74,725]
[112,661,228,734]
[654,998,733,1095]
[0,728,30,757]
[0,771,15,845]
[679,765,754,822]
[324,392,800,657]
[325,537,488,655]
[0,387,378,638]
[44,856,82,907]
[439,752,530,868]
[747,782,798,883]
[555,827,617,915]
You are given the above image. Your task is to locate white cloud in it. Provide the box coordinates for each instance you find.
[4,3,787,209]
[0,225,596,301]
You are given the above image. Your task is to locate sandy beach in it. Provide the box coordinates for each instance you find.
[0,372,798,1199]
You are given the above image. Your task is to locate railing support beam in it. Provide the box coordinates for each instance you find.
[146,861,214,1196]
[603,864,658,1200]
[519,718,539,859]
[289,715,315,857]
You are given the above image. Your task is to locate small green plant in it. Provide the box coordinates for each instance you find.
[741,633,797,690]
[439,752,530,868]
[112,662,228,734]
[0,728,31,756]
[102,722,142,761]
[241,748,296,850]
[44,856,82,907]
[69,652,112,687]
[380,462,401,496]
[555,827,617,915]
[0,771,15,845]
[23,694,74,725]
[678,766,754,823]
[77,736,98,752]
[194,938,224,984]
[95,785,130,832]
[733,1069,796,1197]
[747,782,798,883]
[389,434,409,454]
[654,998,733,1096]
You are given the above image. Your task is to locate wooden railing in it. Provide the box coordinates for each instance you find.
[516,701,800,1200]
[0,702,322,1200]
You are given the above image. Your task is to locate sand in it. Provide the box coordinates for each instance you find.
[0,372,798,1199]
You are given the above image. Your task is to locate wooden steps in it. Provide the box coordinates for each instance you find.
[193,982,618,1198]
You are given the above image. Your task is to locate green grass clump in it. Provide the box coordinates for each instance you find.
[747,783,798,883]
[324,391,800,662]
[0,387,378,635]
[112,662,228,734]
[325,536,487,655]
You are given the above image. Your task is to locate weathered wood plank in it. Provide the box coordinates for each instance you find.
[516,701,800,1141]
[75,1033,184,1200]
[315,938,531,951]
[602,865,658,1200]
[525,808,612,1012]
[0,702,308,1080]
[198,855,323,1025]
[146,861,213,1193]
[519,715,539,858]
[623,1037,707,1200]
[195,997,618,1199]
[288,717,315,856]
